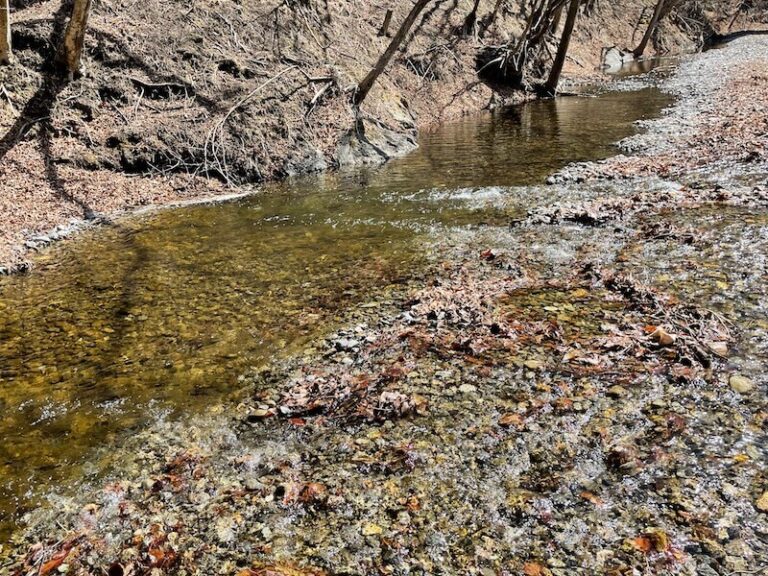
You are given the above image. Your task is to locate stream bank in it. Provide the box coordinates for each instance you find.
[3,35,767,576]
[0,0,737,274]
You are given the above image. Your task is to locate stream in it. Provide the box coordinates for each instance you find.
[0,85,675,539]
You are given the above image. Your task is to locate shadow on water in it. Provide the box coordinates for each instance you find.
[0,85,672,539]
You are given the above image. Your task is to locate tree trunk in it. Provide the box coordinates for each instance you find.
[378,9,393,37]
[549,3,565,34]
[633,0,666,58]
[462,0,482,37]
[57,0,92,76]
[501,0,551,85]
[354,0,432,106]
[543,0,580,96]
[0,0,11,65]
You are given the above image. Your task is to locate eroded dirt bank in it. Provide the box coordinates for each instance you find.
[0,0,739,273]
[2,35,767,576]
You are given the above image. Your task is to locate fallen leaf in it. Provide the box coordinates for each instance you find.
[298,483,328,506]
[523,562,550,576]
[570,288,590,299]
[646,528,670,552]
[40,551,70,576]
[243,563,327,576]
[499,413,524,429]
[480,249,497,261]
[629,529,670,554]
[553,398,574,412]
[629,536,652,553]
[562,349,580,362]
[579,491,604,506]
[148,546,177,568]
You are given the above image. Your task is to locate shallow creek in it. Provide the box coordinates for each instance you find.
[0,86,673,538]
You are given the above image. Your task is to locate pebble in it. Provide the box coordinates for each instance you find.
[361,523,382,536]
[335,338,360,351]
[458,384,477,394]
[709,341,728,356]
[729,374,754,394]
[607,385,627,398]
[756,492,768,512]
[245,478,263,491]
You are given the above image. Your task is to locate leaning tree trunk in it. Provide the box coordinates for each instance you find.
[57,0,91,76]
[543,0,581,96]
[549,2,565,34]
[354,0,432,106]
[633,0,666,58]
[462,0,482,37]
[0,0,11,65]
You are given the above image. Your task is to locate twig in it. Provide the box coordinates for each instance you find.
[132,87,144,117]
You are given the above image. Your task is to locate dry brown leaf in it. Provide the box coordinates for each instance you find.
[499,413,525,429]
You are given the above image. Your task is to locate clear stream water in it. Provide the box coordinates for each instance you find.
[0,86,673,539]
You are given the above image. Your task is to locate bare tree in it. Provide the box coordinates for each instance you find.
[481,0,569,88]
[543,0,581,95]
[633,0,666,57]
[0,0,11,65]
[57,0,92,76]
[354,0,432,106]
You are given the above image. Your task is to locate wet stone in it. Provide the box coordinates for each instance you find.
[334,338,360,351]
[729,374,755,394]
